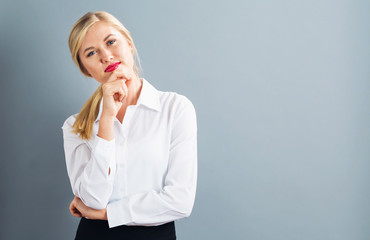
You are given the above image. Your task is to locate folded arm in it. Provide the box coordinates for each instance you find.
[106,97,198,228]
[62,115,117,209]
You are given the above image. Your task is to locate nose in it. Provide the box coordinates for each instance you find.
[100,48,113,63]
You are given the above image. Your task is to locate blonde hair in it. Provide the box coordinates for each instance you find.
[68,11,142,140]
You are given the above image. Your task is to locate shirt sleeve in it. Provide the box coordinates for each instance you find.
[106,96,198,228]
[62,115,117,209]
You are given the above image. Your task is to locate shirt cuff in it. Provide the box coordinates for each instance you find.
[90,135,116,179]
[91,135,115,156]
[107,198,132,228]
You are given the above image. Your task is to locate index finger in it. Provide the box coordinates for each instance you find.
[105,65,130,83]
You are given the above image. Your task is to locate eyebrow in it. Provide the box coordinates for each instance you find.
[83,34,117,54]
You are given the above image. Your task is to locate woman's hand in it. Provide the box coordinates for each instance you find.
[69,196,108,220]
[101,67,130,119]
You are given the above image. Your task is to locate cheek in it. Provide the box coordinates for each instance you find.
[117,45,134,63]
[126,51,135,67]
[83,60,99,74]
[84,62,95,72]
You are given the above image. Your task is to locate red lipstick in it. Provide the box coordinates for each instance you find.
[104,62,121,72]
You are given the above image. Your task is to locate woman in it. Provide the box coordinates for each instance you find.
[62,11,197,239]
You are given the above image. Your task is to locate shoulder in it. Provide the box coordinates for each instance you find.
[61,113,78,130]
[61,113,87,143]
[157,91,196,113]
[156,91,197,129]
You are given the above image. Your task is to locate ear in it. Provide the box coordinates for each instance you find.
[129,44,134,54]
[128,41,133,50]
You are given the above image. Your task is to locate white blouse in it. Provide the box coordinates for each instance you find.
[62,79,197,228]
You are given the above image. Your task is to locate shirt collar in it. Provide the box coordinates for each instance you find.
[137,78,162,112]
[95,78,161,122]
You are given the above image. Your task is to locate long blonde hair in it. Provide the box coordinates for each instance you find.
[68,11,141,140]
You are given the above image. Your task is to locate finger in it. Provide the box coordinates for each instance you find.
[110,87,124,102]
[69,200,75,213]
[106,71,121,83]
[107,69,129,83]
[72,208,83,218]
[69,205,74,216]
[73,207,83,217]
[69,201,82,217]
[113,64,129,79]
[122,80,129,95]
[113,92,119,102]
[115,88,126,102]
[118,80,128,102]
[103,80,126,98]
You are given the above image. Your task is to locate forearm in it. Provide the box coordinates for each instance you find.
[97,114,115,141]
[66,126,117,209]
[106,184,196,227]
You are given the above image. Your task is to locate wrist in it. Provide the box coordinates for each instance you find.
[97,115,115,141]
[100,113,115,123]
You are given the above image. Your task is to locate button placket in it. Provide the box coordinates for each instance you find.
[113,122,124,195]
[119,123,128,196]
[121,106,137,138]
[118,106,136,195]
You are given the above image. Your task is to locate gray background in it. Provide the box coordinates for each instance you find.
[0,0,369,239]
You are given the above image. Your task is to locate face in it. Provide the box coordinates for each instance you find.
[78,21,135,84]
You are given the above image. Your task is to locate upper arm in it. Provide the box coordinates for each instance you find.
[62,115,90,194]
[165,96,198,211]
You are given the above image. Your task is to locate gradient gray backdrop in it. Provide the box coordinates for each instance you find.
[1,0,369,239]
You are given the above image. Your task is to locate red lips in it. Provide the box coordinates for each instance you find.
[104,62,121,72]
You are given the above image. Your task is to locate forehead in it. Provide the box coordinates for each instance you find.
[80,22,124,48]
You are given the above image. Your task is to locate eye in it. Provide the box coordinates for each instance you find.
[107,40,116,46]
[87,51,96,57]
